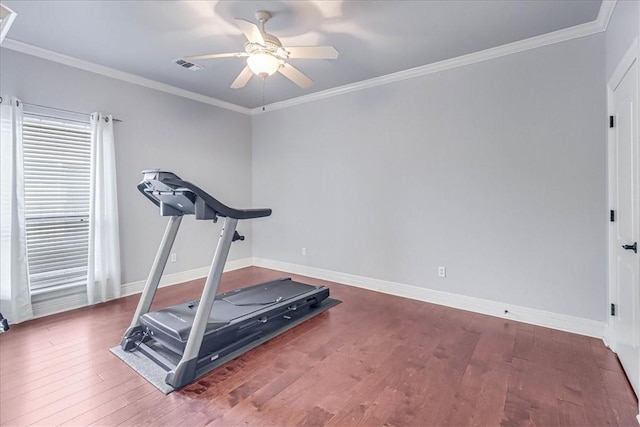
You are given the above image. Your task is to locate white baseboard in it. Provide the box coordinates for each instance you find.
[252,258,606,339]
[121,257,253,297]
[29,256,607,340]
[30,257,253,320]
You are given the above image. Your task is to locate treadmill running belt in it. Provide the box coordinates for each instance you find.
[139,278,325,346]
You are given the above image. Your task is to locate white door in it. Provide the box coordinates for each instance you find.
[609,41,639,402]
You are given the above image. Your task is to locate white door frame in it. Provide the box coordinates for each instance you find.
[607,36,640,421]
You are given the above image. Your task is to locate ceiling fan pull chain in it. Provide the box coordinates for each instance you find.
[262,77,266,111]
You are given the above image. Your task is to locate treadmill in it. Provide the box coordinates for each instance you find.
[119,170,339,390]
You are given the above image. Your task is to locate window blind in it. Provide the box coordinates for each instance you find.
[22,113,92,295]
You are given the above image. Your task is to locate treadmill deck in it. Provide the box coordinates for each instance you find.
[138,277,331,356]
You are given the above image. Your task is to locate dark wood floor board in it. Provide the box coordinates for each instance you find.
[311,304,446,425]
[408,329,483,426]
[360,385,410,426]
[434,316,516,426]
[558,399,590,426]
[173,408,218,427]
[468,315,518,363]
[0,373,105,424]
[0,354,112,403]
[89,388,166,426]
[1,333,98,366]
[178,328,345,424]
[534,325,563,352]
[114,393,193,426]
[246,350,316,409]
[322,339,424,425]
[32,376,145,426]
[178,317,331,400]
[0,330,124,378]
[0,346,116,394]
[120,382,161,405]
[180,284,395,406]
[0,353,117,406]
[602,369,639,406]
[2,360,143,425]
[0,350,114,396]
[209,406,280,427]
[555,368,585,407]
[0,331,57,356]
[568,338,604,378]
[501,357,563,426]
[608,397,640,427]
[0,266,637,427]
[297,405,336,426]
[580,372,620,426]
[64,394,130,427]
[205,399,257,426]
[550,339,577,373]
[244,311,407,425]
[467,360,512,426]
[591,339,629,373]
[148,396,222,426]
[0,344,95,377]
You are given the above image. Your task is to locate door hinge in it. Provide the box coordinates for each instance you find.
[610,303,616,316]
[610,210,615,222]
[609,115,615,128]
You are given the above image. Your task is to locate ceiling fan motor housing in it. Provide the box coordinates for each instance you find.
[244,33,287,60]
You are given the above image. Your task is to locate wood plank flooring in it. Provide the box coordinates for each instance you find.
[0,266,637,426]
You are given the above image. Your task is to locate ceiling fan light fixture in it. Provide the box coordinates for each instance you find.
[247,52,280,77]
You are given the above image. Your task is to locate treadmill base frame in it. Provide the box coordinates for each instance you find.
[112,297,340,393]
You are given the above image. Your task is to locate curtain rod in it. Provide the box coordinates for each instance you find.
[20,101,123,123]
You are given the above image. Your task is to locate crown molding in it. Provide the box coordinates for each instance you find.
[0,38,252,115]
[597,0,617,32]
[1,0,616,117]
[0,3,17,44]
[252,0,617,115]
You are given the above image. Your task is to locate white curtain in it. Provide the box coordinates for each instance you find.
[0,96,34,323]
[87,113,121,304]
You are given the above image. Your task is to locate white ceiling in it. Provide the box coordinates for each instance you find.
[2,0,603,110]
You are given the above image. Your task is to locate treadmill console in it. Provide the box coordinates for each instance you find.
[138,170,197,217]
[137,170,272,220]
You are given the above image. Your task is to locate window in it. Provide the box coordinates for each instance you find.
[22,112,91,296]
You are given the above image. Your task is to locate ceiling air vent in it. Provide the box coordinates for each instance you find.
[174,59,203,71]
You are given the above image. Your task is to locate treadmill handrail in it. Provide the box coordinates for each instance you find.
[166,179,271,220]
[137,170,271,220]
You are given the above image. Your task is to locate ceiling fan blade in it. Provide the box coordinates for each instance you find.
[286,46,338,59]
[184,52,248,61]
[234,18,265,45]
[230,66,253,89]
[278,63,314,88]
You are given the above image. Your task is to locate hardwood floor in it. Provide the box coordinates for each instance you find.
[0,267,637,426]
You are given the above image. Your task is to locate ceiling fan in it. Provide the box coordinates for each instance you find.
[184,10,338,89]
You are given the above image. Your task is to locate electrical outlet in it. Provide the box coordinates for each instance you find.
[301,247,307,256]
[438,266,446,278]
[170,253,177,263]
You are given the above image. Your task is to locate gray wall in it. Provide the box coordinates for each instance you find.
[0,48,253,285]
[605,0,640,81]
[252,34,607,321]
